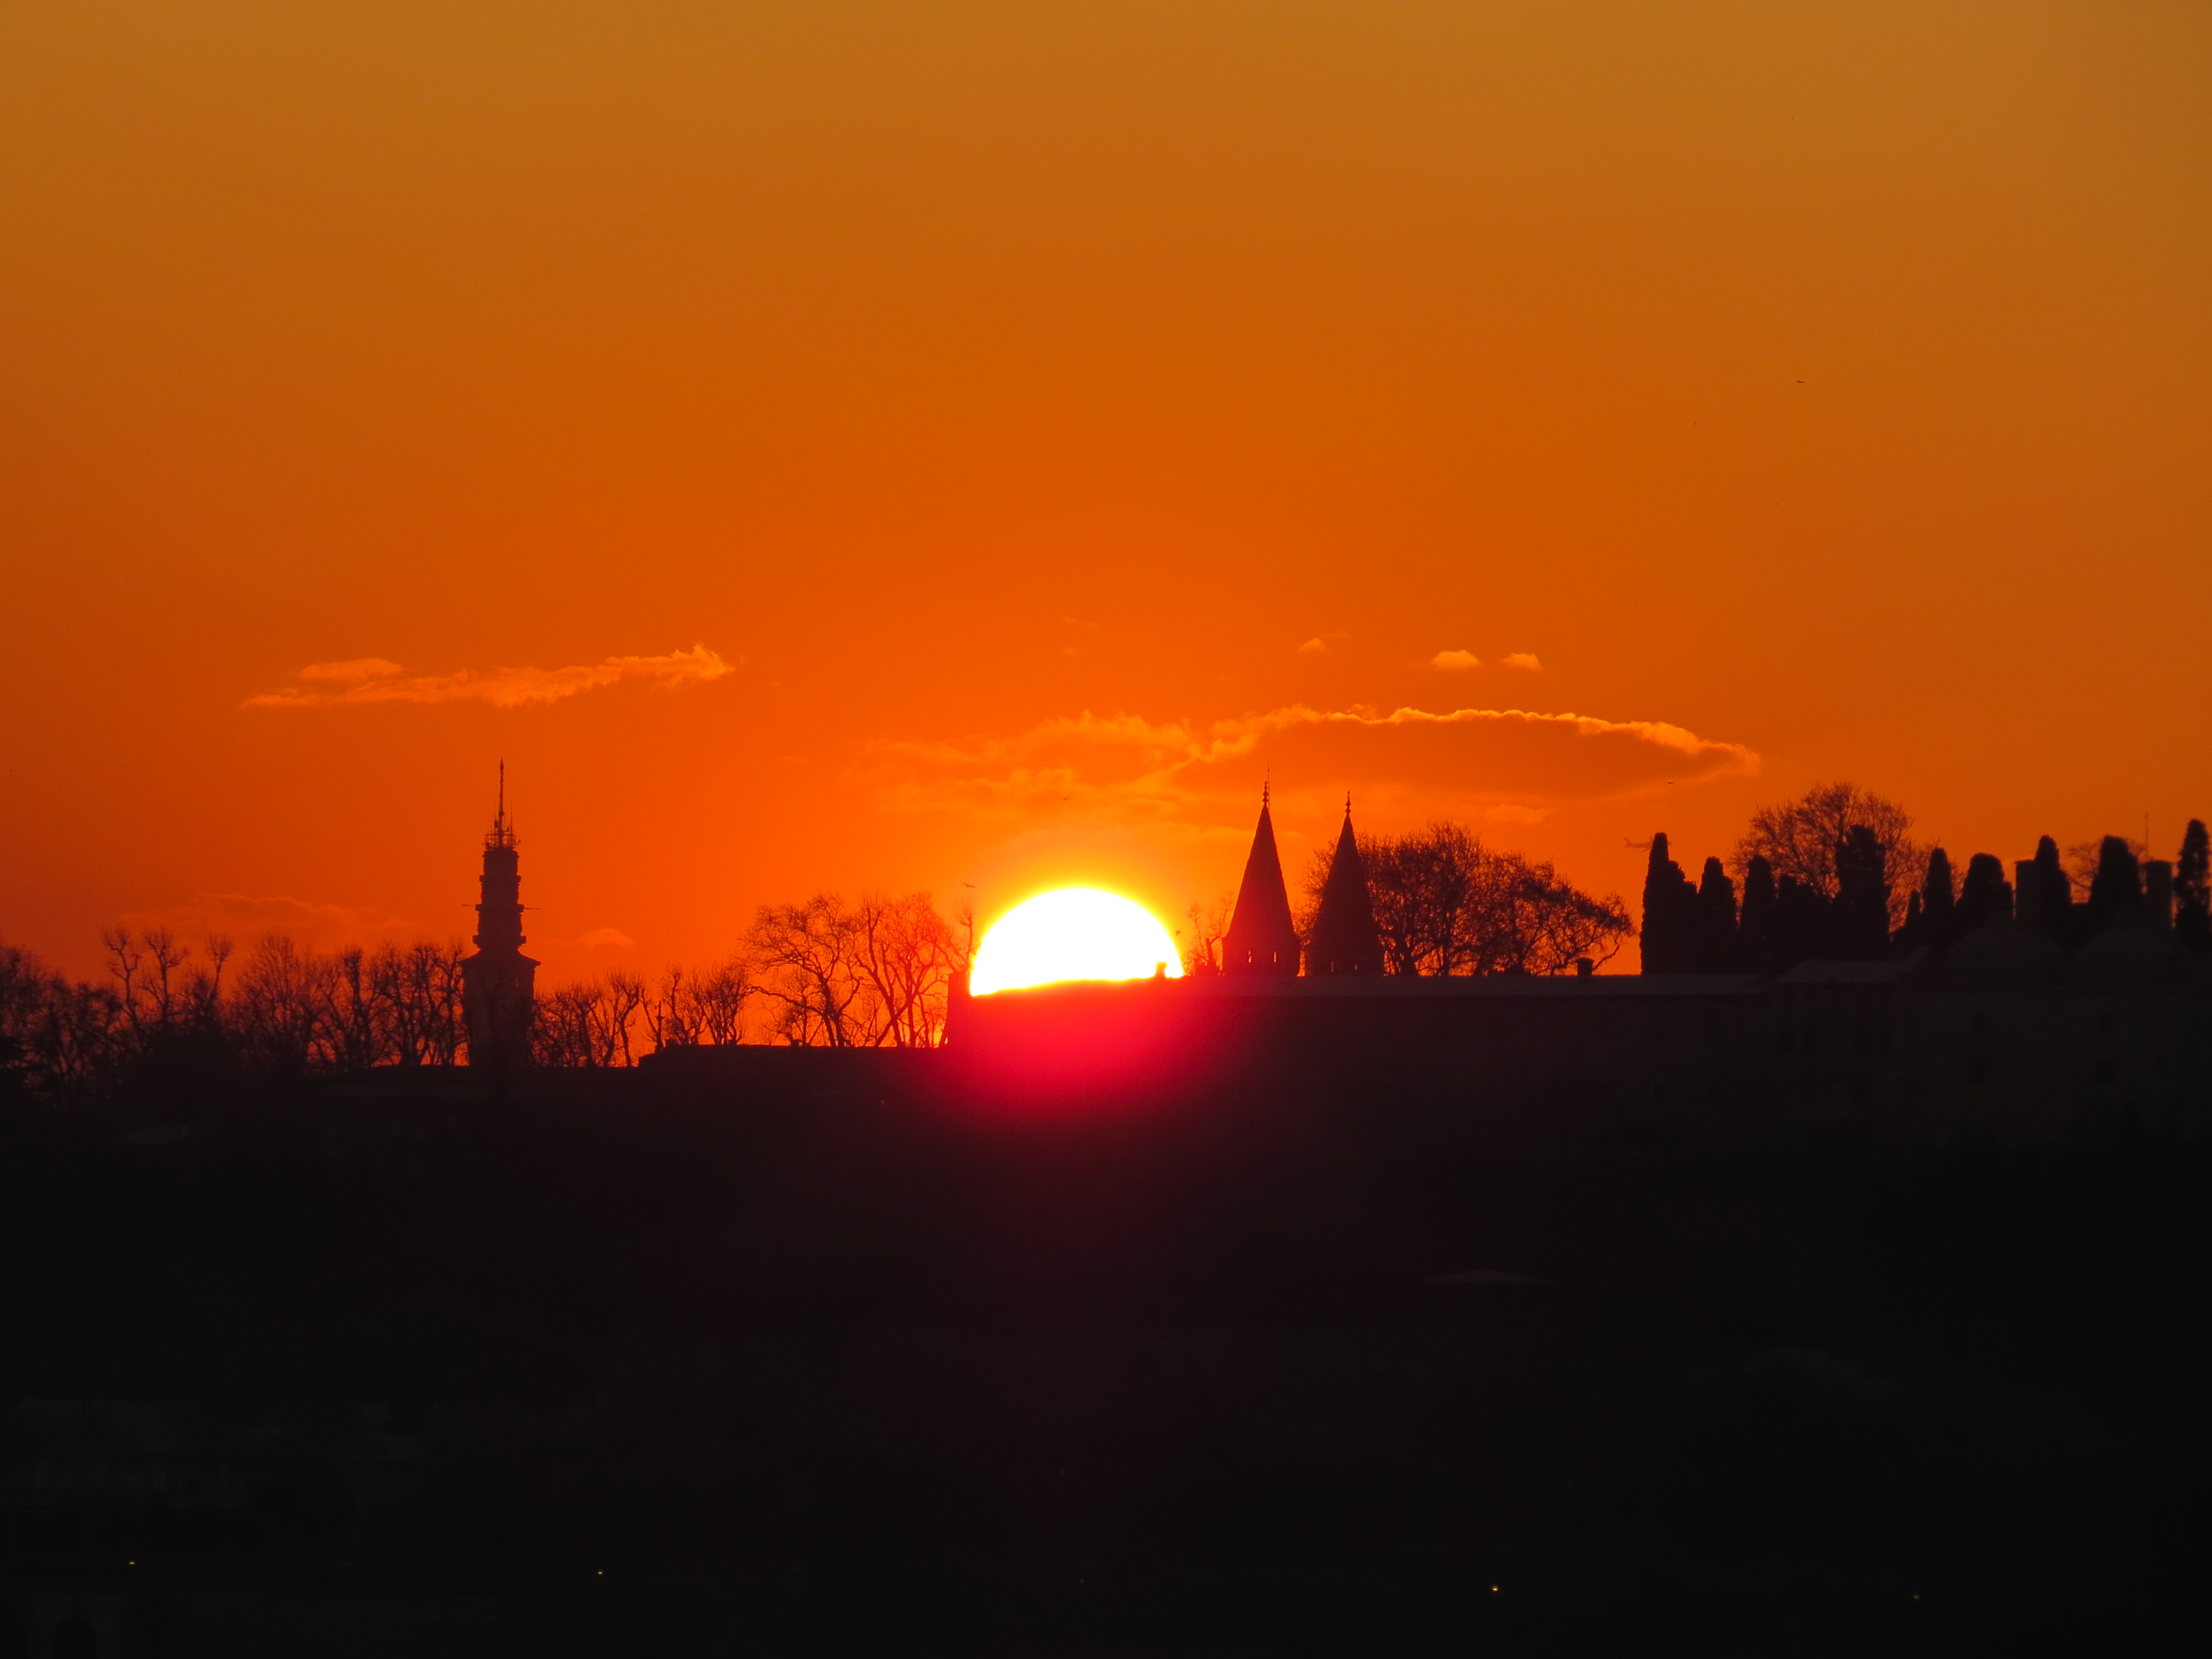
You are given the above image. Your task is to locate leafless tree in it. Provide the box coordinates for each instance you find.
[0,942,117,1104]
[742,891,970,1047]
[2063,837,2148,901]
[327,947,386,1072]
[1358,821,1631,975]
[374,940,466,1066]
[141,927,190,1030]
[691,958,753,1045]
[231,934,336,1076]
[852,890,965,1047]
[1365,822,1480,974]
[597,970,645,1065]
[1731,782,1924,927]
[1181,894,1234,976]
[100,926,147,1035]
[1462,849,1633,974]
[532,982,606,1067]
[640,966,697,1052]
[749,895,869,1046]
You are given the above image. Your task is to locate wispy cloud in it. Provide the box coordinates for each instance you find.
[1429,649,1480,671]
[1501,652,1542,672]
[867,702,1759,827]
[298,658,405,684]
[246,645,734,709]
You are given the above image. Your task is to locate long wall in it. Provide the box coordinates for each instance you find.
[947,938,2212,1146]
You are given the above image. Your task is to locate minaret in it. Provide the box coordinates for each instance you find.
[461,763,539,1073]
[1306,795,1384,974]
[1222,784,1301,975]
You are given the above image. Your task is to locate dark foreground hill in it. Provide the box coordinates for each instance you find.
[2,1067,2208,1656]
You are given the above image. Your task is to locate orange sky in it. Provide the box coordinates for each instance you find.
[4,1,2208,979]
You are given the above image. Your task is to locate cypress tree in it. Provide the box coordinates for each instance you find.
[1773,875,1830,970]
[2177,818,2211,952]
[1921,847,1957,950]
[1739,854,1777,973]
[2031,836,2073,948]
[2085,834,2143,936]
[1694,857,1737,971]
[1955,853,2011,932]
[1897,890,1924,953]
[1641,835,1698,973]
[1833,825,1891,959]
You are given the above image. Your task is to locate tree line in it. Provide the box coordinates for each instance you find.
[1642,781,2212,972]
[0,888,976,1103]
[0,931,469,1107]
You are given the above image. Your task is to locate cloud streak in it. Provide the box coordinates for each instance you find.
[246,645,734,709]
[868,702,1758,827]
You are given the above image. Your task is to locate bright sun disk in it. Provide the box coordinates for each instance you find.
[969,889,1185,995]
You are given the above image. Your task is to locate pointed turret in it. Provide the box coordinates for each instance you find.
[1222,786,1301,975]
[1307,796,1384,974]
[461,761,540,1076]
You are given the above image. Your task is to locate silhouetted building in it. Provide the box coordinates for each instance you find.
[1305,799,1383,975]
[1222,787,1300,975]
[461,769,538,1072]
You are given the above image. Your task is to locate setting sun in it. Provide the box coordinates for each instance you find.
[969,889,1184,996]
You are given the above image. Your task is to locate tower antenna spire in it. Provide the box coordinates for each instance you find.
[485,760,517,849]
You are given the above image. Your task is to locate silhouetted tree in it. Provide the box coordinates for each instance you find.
[1639,834,1700,974]
[534,981,618,1066]
[1739,855,1777,972]
[1832,826,1891,959]
[374,940,467,1066]
[1463,849,1634,975]
[1733,781,1923,928]
[1897,891,1924,953]
[744,891,970,1046]
[1919,847,1957,951]
[231,935,336,1077]
[2177,819,2210,952]
[2030,836,2074,945]
[1370,823,1480,974]
[1955,853,2011,933]
[2084,835,2143,936]
[852,891,968,1046]
[1363,823,1631,975]
[1772,876,1832,970]
[1182,894,1233,976]
[1695,857,1738,971]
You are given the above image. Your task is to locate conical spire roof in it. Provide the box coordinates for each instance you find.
[1307,798,1383,974]
[1223,788,1300,975]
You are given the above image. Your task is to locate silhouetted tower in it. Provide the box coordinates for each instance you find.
[461,763,539,1073]
[1222,785,1301,975]
[1306,796,1384,974]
